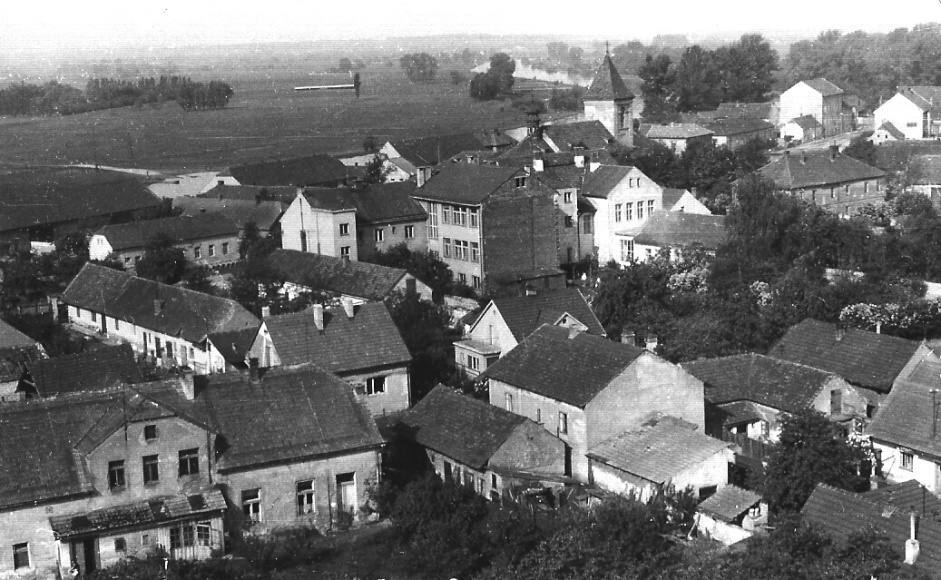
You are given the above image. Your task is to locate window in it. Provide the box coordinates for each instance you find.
[196,523,211,546]
[470,242,479,263]
[443,237,452,258]
[141,533,151,546]
[864,181,870,194]
[428,208,439,239]
[442,205,452,224]
[194,246,201,259]
[536,408,542,423]
[454,206,468,226]
[467,355,479,371]
[300,231,308,252]
[455,240,469,261]
[91,311,97,322]
[339,223,350,236]
[242,489,261,522]
[514,176,527,187]
[374,228,384,242]
[144,424,157,441]
[166,342,174,360]
[469,209,479,228]
[505,393,514,412]
[108,460,126,490]
[114,538,126,553]
[564,191,572,203]
[620,239,634,262]
[404,225,415,239]
[902,451,914,471]
[366,376,386,395]
[208,244,215,257]
[124,256,131,264]
[340,246,351,261]
[583,216,592,234]
[143,455,159,484]
[114,319,119,331]
[178,448,199,477]
[13,543,29,570]
[637,203,644,219]
[908,121,918,128]
[626,202,633,220]
[472,275,481,289]
[170,525,195,550]
[559,412,568,434]
[564,216,574,228]
[648,200,654,215]
[614,203,623,223]
[458,273,467,284]
[222,242,229,255]
[296,480,315,515]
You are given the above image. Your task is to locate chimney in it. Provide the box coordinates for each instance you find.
[645,334,658,352]
[532,155,544,173]
[153,299,163,316]
[341,297,355,319]
[178,369,196,400]
[261,305,271,318]
[574,154,585,168]
[829,144,839,160]
[875,321,882,334]
[313,303,324,332]
[621,329,636,346]
[416,167,427,188]
[905,510,920,565]
[524,284,537,297]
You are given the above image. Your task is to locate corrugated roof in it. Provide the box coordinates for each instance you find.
[267,249,410,301]
[628,211,727,250]
[484,287,605,341]
[756,151,886,190]
[93,214,238,251]
[27,344,142,397]
[697,484,762,522]
[412,163,521,205]
[868,357,941,457]
[801,78,844,97]
[228,154,348,186]
[584,53,634,101]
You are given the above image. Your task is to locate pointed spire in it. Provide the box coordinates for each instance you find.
[584,52,633,101]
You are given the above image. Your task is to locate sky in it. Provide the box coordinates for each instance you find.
[3,0,941,51]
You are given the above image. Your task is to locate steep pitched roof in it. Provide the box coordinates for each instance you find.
[389,133,491,166]
[174,197,285,231]
[207,327,260,367]
[863,480,941,516]
[0,168,163,233]
[27,344,142,397]
[898,86,941,116]
[584,53,634,101]
[483,324,646,407]
[0,318,38,350]
[790,114,822,130]
[801,78,844,97]
[93,214,238,251]
[769,319,921,393]
[264,303,411,374]
[645,123,714,139]
[483,287,604,341]
[303,182,426,224]
[267,249,411,301]
[228,154,348,186]
[580,165,634,199]
[398,385,527,469]
[587,415,730,484]
[756,151,886,190]
[867,357,941,456]
[543,121,614,151]
[627,211,727,250]
[682,353,837,413]
[203,365,384,472]
[61,263,260,344]
[412,163,521,205]
[878,121,906,141]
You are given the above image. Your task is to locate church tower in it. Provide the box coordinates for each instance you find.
[583,49,634,146]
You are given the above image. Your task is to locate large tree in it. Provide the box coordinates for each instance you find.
[470,53,515,101]
[399,53,438,82]
[135,233,186,284]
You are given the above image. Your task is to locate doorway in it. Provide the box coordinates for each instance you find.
[336,473,356,514]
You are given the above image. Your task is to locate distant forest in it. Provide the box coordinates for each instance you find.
[0,76,234,116]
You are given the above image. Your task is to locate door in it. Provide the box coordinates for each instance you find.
[563,444,572,477]
[72,538,98,574]
[336,473,356,513]
[100,315,107,335]
[830,389,842,415]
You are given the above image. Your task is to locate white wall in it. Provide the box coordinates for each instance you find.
[875,93,923,140]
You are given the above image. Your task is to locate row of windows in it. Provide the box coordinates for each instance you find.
[242,472,357,521]
[75,309,200,363]
[503,394,568,434]
[108,447,200,490]
[442,238,479,262]
[442,205,480,228]
[372,225,416,242]
[169,522,213,550]
[298,232,351,259]
[453,272,481,289]
[614,200,656,223]
[441,459,500,501]
[193,242,229,259]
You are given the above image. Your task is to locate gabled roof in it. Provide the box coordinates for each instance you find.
[228,154,348,186]
[878,121,906,141]
[198,184,298,206]
[174,197,285,231]
[697,484,762,522]
[756,151,886,190]
[203,365,384,472]
[789,114,822,130]
[62,263,260,344]
[480,287,604,341]
[474,129,516,149]
[303,182,426,224]
[580,165,635,199]
[0,345,43,384]
[682,353,837,414]
[208,327,260,367]
[660,188,689,209]
[483,324,646,408]
[267,249,411,301]
[645,123,714,140]
[389,133,492,166]
[863,480,941,516]
[93,214,238,251]
[264,303,411,374]
[0,168,163,233]
[0,318,38,350]
[587,415,730,484]
[584,53,634,101]
[897,86,941,116]
[800,78,844,97]
[627,211,727,251]
[702,117,774,137]
[867,357,941,456]
[543,121,614,151]
[412,163,521,205]
[398,385,527,470]
[769,319,921,393]
[26,344,142,397]
[802,483,941,570]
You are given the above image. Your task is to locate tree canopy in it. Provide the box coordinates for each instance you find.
[399,53,438,82]
[134,233,186,285]
[470,53,516,101]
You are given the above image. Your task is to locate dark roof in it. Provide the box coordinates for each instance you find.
[628,211,727,250]
[198,184,298,206]
[898,86,941,116]
[27,344,142,397]
[412,163,521,205]
[864,480,941,516]
[580,165,634,199]
[62,263,260,344]
[0,345,43,383]
[0,318,38,350]
[801,78,844,97]
[475,129,516,149]
[208,327,260,367]
[264,303,411,374]
[584,53,634,101]
[93,214,238,251]
[660,188,689,209]
[756,151,886,190]
[702,117,774,137]
[697,485,762,522]
[228,155,348,187]
[879,121,906,141]
[202,365,384,472]
[267,249,410,301]
[0,168,163,233]
[907,154,941,185]
[389,133,492,166]
[174,197,285,231]
[645,123,713,139]
[483,325,646,407]
[543,121,614,151]
[802,483,941,570]
[682,353,837,413]
[789,114,822,130]
[868,357,941,456]
[587,415,730,484]
[303,182,426,224]
[769,319,921,393]
[715,102,774,120]
[484,287,604,341]
[398,385,527,469]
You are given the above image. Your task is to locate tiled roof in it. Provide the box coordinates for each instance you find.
[398,385,527,469]
[207,327,260,367]
[389,133,492,166]
[93,214,238,251]
[0,318,38,350]
[660,188,688,209]
[878,121,906,141]
[908,154,941,185]
[174,197,285,231]
[62,263,260,344]
[267,249,410,301]
[867,357,941,456]
[484,287,604,341]
[715,102,774,120]
[697,484,762,522]
[228,154,348,186]
[769,319,920,393]
[702,117,774,136]
[756,151,886,190]
[789,114,822,130]
[584,53,634,101]
[898,86,941,116]
[412,163,521,205]
[629,211,727,250]
[540,164,588,190]
[27,344,142,397]
[304,182,426,224]
[50,488,226,539]
[483,324,645,407]
[864,480,941,516]
[0,168,163,233]
[580,165,634,199]
[801,78,844,97]
[264,303,411,374]
[203,365,384,472]
[587,415,730,484]
[198,184,298,206]
[682,353,835,413]
[645,123,714,139]
[475,129,517,149]
[0,345,43,384]
[802,483,941,570]
[543,121,615,151]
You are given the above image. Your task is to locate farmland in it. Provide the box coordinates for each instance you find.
[0,63,534,173]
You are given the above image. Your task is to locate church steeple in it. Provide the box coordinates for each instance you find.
[583,46,634,145]
[584,51,633,101]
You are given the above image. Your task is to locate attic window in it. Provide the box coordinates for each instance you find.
[144,425,158,441]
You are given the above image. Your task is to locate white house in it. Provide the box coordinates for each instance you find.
[778,78,845,137]
[874,86,941,140]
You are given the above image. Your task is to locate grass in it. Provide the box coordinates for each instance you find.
[0,65,531,173]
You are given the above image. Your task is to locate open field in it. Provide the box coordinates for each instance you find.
[0,64,535,173]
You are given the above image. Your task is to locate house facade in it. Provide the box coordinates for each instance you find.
[614,211,726,265]
[778,78,845,137]
[874,86,941,140]
[643,124,714,153]
[280,189,359,261]
[703,118,776,150]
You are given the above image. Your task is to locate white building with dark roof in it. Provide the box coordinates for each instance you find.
[874,86,941,140]
[778,78,846,137]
